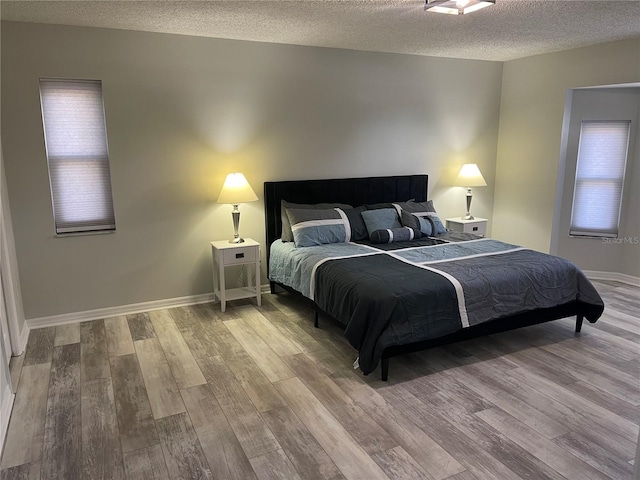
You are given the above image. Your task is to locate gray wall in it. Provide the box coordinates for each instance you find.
[493,39,640,254]
[552,88,640,277]
[1,21,503,319]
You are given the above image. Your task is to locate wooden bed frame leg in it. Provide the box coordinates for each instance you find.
[575,314,584,333]
[314,309,319,328]
[381,358,389,382]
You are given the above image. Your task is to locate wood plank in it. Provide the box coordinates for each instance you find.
[330,370,465,480]
[224,319,295,382]
[80,320,110,381]
[539,341,640,400]
[180,384,257,480]
[445,363,570,439]
[109,354,159,453]
[104,315,135,357]
[283,353,398,454]
[54,323,80,346]
[249,449,302,480]
[225,354,287,412]
[236,305,301,356]
[0,462,41,480]
[127,313,156,341]
[371,446,430,480]
[122,445,169,480]
[148,311,206,389]
[259,298,325,354]
[489,363,637,461]
[475,408,610,480]
[81,377,125,479]
[507,367,639,445]
[155,412,213,479]
[601,308,640,335]
[196,355,280,459]
[378,387,521,480]
[275,376,390,480]
[134,338,185,419]
[564,380,640,424]
[553,431,635,480]
[260,406,345,480]
[0,364,50,468]
[41,344,81,480]
[22,327,55,366]
[419,390,566,480]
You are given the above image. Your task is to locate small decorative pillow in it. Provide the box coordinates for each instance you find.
[395,200,446,234]
[281,200,352,242]
[286,208,351,247]
[370,227,421,244]
[361,208,402,238]
[400,209,434,236]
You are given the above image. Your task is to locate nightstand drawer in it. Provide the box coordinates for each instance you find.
[222,245,257,265]
[446,218,488,237]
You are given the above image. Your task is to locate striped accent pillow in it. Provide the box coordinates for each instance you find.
[394,200,447,234]
[286,208,351,247]
[370,227,421,244]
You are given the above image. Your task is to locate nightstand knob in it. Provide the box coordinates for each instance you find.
[235,253,245,259]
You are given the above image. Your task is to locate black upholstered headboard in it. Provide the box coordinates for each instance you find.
[264,174,428,260]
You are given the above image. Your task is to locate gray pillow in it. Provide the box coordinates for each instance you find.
[370,227,421,244]
[342,206,369,241]
[400,209,434,236]
[395,200,446,234]
[281,200,352,242]
[361,208,402,238]
[286,208,350,247]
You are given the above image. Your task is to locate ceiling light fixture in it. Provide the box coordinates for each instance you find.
[425,0,495,15]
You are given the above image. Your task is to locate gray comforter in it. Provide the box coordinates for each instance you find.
[269,238,604,374]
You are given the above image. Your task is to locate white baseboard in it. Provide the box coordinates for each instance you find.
[18,324,29,355]
[26,284,273,330]
[27,292,216,329]
[584,270,640,287]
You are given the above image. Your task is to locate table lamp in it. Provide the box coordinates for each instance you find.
[453,164,486,220]
[217,173,258,243]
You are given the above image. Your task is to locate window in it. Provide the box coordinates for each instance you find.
[570,120,630,238]
[39,79,115,234]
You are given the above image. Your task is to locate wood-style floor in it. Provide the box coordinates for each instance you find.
[1,280,638,479]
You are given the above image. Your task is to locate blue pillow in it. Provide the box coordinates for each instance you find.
[361,208,402,238]
[286,208,350,247]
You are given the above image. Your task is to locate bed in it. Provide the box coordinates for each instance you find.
[264,174,604,380]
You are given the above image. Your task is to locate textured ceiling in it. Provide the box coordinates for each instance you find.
[1,0,639,61]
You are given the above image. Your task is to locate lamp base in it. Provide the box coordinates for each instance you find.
[229,205,245,244]
[462,214,475,220]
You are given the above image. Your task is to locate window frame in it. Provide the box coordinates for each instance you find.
[39,78,116,236]
[569,119,631,239]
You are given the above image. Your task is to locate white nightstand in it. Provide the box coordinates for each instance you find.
[210,239,261,312]
[446,217,488,237]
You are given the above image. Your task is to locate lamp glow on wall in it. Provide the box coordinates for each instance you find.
[425,0,495,15]
[454,164,487,220]
[217,173,258,243]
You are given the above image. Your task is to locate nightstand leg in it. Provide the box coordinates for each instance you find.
[219,260,226,312]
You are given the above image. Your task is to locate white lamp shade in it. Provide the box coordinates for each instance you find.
[454,164,487,187]
[217,173,258,204]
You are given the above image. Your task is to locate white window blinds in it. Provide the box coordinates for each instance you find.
[570,121,630,238]
[39,79,116,234]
